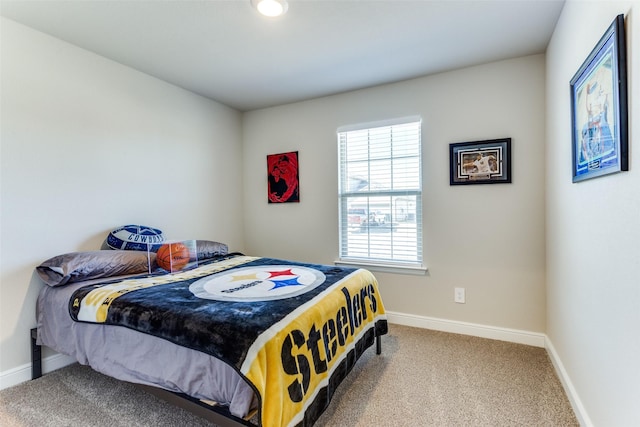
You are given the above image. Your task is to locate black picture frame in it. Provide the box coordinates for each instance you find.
[570,14,628,183]
[449,138,511,185]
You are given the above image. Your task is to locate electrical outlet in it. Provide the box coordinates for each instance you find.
[454,287,466,304]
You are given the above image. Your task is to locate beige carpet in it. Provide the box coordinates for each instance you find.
[316,325,578,426]
[0,324,578,426]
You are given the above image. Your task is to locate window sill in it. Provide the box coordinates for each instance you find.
[334,259,428,276]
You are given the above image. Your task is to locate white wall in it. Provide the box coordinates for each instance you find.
[2,3,638,422]
[243,55,547,335]
[546,1,640,426]
[0,18,244,376]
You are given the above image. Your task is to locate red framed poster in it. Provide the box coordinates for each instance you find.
[267,151,299,203]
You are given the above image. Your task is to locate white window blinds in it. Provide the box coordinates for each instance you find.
[338,117,422,266]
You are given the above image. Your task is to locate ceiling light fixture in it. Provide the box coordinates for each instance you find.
[251,0,288,17]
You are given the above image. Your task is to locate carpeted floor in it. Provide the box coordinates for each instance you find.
[0,324,578,426]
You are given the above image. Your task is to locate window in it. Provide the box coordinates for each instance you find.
[338,117,423,270]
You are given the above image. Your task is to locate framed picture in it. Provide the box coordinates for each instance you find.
[570,14,628,183]
[267,151,299,203]
[449,138,511,185]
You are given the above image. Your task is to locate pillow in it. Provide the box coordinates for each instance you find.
[196,240,228,260]
[105,224,165,251]
[36,250,154,287]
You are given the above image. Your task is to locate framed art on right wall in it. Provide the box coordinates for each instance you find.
[570,14,628,183]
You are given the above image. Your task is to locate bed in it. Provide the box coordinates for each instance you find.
[32,242,388,427]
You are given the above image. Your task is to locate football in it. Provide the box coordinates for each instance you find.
[106,224,165,251]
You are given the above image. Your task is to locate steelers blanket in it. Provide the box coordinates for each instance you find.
[69,255,388,427]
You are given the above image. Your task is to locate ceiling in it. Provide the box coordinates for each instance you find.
[1,0,565,112]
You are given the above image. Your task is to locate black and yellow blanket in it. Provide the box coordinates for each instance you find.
[69,255,388,427]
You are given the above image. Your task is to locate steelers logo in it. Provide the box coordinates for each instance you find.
[189,265,326,302]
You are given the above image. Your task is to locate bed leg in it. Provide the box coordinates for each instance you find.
[30,328,42,380]
[376,333,381,355]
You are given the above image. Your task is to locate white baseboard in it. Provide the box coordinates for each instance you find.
[0,352,76,390]
[545,337,592,427]
[386,311,546,347]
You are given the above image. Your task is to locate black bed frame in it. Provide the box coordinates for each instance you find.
[30,327,382,427]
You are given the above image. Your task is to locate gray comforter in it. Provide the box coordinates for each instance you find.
[36,278,257,418]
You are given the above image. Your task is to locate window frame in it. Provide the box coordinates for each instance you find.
[336,116,426,275]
